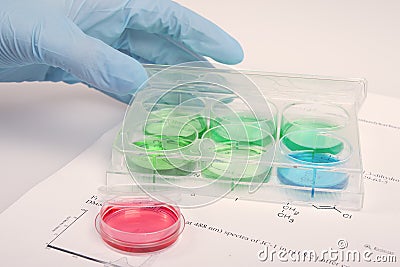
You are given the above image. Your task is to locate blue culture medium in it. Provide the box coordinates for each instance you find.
[277,151,349,190]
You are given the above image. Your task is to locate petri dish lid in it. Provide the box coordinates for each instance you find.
[121,62,276,207]
[96,184,184,253]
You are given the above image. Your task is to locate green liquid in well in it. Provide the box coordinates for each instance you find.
[148,108,207,137]
[202,145,271,182]
[144,121,197,141]
[206,123,273,148]
[281,119,343,154]
[210,114,276,137]
[134,135,193,151]
[202,115,274,183]
[127,135,195,175]
[281,119,337,135]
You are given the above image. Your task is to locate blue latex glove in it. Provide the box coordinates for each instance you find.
[0,0,243,100]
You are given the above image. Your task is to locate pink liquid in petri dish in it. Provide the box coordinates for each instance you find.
[97,199,183,253]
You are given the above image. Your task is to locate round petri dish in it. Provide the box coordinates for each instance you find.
[277,131,352,189]
[142,91,208,137]
[210,98,277,138]
[95,196,184,253]
[277,163,349,189]
[125,120,198,175]
[280,129,344,155]
[201,124,275,182]
[146,108,207,138]
[280,102,349,133]
[280,103,349,152]
[206,123,274,147]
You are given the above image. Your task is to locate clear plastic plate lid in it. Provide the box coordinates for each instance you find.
[121,62,277,207]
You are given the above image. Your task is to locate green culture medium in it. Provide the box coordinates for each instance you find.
[126,120,198,175]
[280,119,344,154]
[201,124,273,183]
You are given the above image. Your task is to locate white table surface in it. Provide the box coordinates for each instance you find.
[1,0,399,213]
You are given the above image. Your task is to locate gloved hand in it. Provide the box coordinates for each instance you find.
[0,0,243,100]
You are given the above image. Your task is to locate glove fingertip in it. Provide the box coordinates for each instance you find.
[222,38,244,65]
[84,47,148,96]
[110,58,148,95]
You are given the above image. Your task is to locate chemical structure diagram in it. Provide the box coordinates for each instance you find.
[312,204,353,219]
[277,203,353,223]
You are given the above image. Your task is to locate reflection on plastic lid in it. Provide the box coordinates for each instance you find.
[95,197,184,253]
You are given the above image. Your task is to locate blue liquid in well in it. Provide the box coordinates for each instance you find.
[277,152,348,189]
